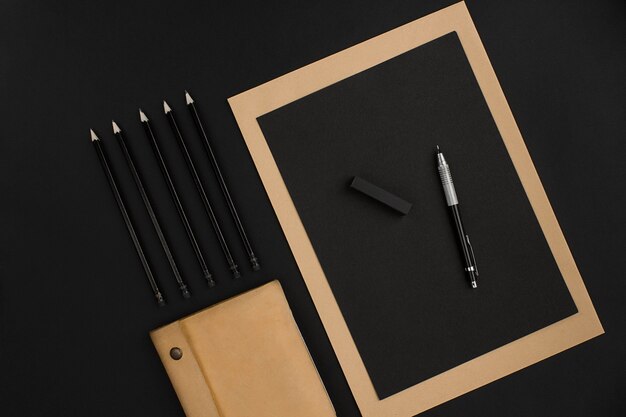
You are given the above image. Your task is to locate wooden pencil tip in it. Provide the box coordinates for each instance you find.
[163,100,172,114]
[185,91,193,105]
[90,129,99,141]
[139,109,149,122]
[112,120,121,134]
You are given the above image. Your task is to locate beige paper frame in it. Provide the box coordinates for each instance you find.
[228,3,603,416]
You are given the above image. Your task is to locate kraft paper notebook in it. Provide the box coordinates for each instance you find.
[228,2,603,416]
[150,281,336,417]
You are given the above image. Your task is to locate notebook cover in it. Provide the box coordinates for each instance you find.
[150,281,336,417]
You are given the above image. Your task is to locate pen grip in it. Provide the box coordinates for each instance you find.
[438,163,458,206]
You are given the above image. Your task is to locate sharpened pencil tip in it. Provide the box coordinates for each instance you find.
[185,91,194,105]
[139,109,149,122]
[90,129,99,141]
[163,100,172,113]
[112,120,121,134]
[436,145,440,153]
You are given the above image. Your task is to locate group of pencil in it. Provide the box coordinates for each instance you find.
[91,91,260,306]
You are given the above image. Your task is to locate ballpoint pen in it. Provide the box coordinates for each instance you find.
[436,146,479,288]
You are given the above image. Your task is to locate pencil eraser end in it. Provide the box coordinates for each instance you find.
[156,293,166,307]
[251,256,261,271]
[204,271,216,287]
[181,286,191,299]
[231,265,241,279]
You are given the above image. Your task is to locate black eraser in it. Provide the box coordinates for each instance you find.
[350,176,412,215]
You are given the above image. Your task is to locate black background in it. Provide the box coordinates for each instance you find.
[258,32,577,398]
[0,0,624,416]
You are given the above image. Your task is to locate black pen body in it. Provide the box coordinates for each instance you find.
[449,204,478,288]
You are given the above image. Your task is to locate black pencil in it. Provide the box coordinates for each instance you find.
[185,91,260,271]
[163,100,241,279]
[139,109,216,287]
[90,129,165,306]
[112,121,191,299]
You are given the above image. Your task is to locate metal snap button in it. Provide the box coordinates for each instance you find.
[169,347,183,360]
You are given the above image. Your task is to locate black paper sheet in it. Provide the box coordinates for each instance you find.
[257,32,577,399]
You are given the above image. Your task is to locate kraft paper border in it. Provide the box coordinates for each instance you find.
[228,3,603,416]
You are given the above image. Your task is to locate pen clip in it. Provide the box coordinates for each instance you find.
[465,234,479,276]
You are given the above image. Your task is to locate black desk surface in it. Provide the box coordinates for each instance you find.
[1,1,624,416]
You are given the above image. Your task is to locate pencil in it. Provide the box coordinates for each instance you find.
[185,91,260,270]
[163,101,241,279]
[139,109,216,287]
[112,121,191,299]
[90,129,165,306]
